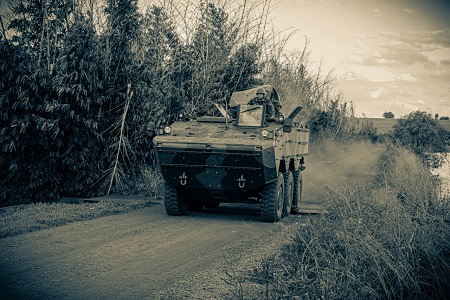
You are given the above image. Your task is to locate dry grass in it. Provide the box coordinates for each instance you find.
[111,165,164,199]
[0,200,157,238]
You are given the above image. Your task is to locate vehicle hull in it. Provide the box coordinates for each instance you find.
[154,136,278,192]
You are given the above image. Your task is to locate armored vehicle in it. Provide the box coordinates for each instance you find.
[152,85,309,222]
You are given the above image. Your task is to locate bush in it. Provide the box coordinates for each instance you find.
[391,111,449,166]
[111,165,163,199]
[383,111,395,118]
[307,107,377,142]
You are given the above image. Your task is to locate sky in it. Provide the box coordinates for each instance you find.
[269,0,450,118]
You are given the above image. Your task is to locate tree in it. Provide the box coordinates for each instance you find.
[52,12,105,196]
[102,0,141,192]
[8,0,74,72]
[184,1,235,117]
[136,5,181,124]
[0,39,62,205]
[440,116,449,120]
[383,111,395,118]
[0,0,78,205]
[391,111,448,165]
[127,5,180,171]
[308,109,333,139]
[225,43,262,94]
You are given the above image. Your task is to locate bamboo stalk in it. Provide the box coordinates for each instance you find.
[107,86,132,195]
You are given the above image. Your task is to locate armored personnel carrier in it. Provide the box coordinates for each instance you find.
[152,85,309,222]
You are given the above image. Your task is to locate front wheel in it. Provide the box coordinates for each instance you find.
[291,170,303,214]
[261,173,284,222]
[164,181,189,216]
[283,171,294,217]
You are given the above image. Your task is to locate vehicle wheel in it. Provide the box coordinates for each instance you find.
[291,170,303,214]
[164,181,188,216]
[189,200,204,212]
[261,172,284,222]
[283,171,294,217]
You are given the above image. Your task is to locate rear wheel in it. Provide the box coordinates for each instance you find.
[291,170,303,214]
[261,173,284,222]
[164,181,189,216]
[283,171,294,217]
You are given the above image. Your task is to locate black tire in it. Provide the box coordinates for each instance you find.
[283,171,294,217]
[164,181,188,216]
[291,170,303,214]
[261,172,284,222]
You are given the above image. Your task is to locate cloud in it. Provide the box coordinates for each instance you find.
[429,29,450,47]
[347,54,363,63]
[351,65,396,82]
[349,32,374,39]
[410,99,425,104]
[396,101,420,113]
[357,40,428,66]
[339,71,361,81]
[384,42,427,64]
[396,74,417,82]
[372,8,384,17]
[382,29,450,48]
[380,31,401,38]
[289,0,341,5]
[404,8,415,14]
[369,89,382,99]
[345,30,449,68]
[426,68,450,82]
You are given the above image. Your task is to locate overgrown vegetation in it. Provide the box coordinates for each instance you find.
[391,111,449,166]
[0,0,371,206]
[221,144,449,300]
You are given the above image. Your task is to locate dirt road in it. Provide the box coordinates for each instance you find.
[0,201,307,300]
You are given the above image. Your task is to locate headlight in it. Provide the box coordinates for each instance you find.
[163,126,172,134]
[261,129,269,138]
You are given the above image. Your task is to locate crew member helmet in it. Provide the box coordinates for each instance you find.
[256,88,265,95]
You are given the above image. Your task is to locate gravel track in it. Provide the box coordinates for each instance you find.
[0,201,308,300]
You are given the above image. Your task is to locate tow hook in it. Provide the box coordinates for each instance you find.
[237,175,246,188]
[179,172,187,186]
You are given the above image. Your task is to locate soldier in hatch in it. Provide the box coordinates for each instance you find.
[248,88,276,120]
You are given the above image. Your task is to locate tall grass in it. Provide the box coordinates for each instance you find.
[227,145,450,299]
[112,165,164,199]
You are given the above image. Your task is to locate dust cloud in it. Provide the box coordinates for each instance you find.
[301,140,385,212]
